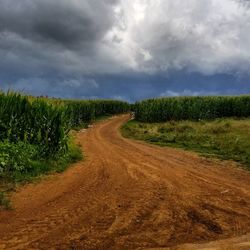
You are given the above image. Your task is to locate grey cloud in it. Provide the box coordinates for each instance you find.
[0,0,123,77]
[112,0,250,75]
[0,0,117,48]
[2,0,250,77]
[2,77,100,99]
[1,0,250,100]
[160,90,219,97]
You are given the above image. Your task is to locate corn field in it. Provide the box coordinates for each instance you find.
[134,96,250,122]
[64,99,130,128]
[0,92,129,157]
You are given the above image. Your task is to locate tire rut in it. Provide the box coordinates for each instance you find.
[0,115,249,249]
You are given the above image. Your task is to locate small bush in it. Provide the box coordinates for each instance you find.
[158,126,175,133]
[207,124,231,134]
[175,125,195,133]
[0,141,38,176]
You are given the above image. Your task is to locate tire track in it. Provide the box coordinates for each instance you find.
[0,115,249,249]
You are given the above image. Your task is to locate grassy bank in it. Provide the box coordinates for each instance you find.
[0,134,82,209]
[122,118,250,169]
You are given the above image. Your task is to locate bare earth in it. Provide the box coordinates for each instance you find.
[0,115,250,250]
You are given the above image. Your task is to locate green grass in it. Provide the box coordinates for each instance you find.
[0,135,82,183]
[0,135,82,210]
[121,118,250,169]
[12,138,82,182]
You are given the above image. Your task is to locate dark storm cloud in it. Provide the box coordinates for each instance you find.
[0,0,117,48]
[0,0,122,77]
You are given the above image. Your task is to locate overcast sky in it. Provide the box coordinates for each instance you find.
[1,0,250,101]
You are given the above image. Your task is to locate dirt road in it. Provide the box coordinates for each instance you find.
[0,115,250,249]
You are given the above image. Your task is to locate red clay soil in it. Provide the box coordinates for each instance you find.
[0,115,250,250]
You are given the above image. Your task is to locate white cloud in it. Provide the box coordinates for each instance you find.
[107,0,250,75]
[160,89,219,97]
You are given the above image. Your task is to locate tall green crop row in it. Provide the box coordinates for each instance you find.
[0,93,68,157]
[63,100,130,128]
[91,100,130,117]
[0,92,130,158]
[64,101,95,128]
[135,96,250,122]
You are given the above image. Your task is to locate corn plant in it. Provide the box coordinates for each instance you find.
[134,96,250,122]
[0,92,130,158]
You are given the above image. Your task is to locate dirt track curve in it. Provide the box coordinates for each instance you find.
[0,115,250,250]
